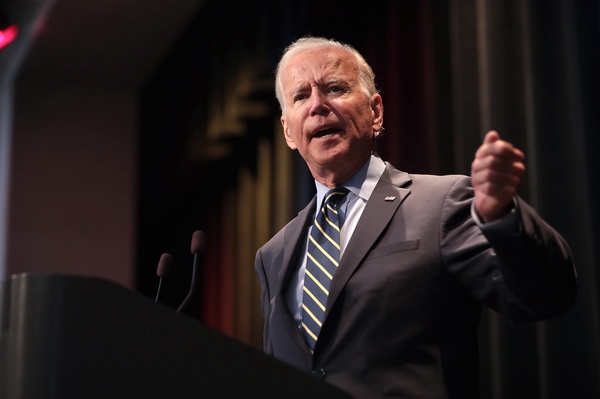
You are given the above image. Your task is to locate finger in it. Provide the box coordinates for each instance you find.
[491,142,525,162]
[477,168,523,187]
[478,138,525,162]
[472,154,526,175]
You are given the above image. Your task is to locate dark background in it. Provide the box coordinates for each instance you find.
[2,0,599,398]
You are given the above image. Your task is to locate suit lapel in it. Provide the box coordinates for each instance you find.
[278,196,316,296]
[275,164,412,354]
[275,197,317,354]
[324,164,412,321]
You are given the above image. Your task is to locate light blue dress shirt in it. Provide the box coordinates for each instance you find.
[287,154,386,327]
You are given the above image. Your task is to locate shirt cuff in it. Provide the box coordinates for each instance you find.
[471,198,522,236]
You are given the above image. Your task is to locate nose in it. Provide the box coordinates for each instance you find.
[308,90,330,116]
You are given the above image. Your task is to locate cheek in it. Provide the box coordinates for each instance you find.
[348,109,374,134]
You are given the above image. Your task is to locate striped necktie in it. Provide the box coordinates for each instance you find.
[302,186,349,351]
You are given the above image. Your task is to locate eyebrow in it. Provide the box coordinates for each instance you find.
[288,77,347,97]
[289,85,307,98]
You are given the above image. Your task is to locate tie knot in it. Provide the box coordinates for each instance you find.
[324,187,349,207]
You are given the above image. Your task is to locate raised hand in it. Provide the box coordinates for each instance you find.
[471,131,526,222]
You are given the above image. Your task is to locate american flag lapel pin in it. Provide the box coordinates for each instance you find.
[384,195,396,201]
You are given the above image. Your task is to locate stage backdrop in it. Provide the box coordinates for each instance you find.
[138,1,599,398]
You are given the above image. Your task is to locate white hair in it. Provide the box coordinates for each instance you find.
[274,36,378,114]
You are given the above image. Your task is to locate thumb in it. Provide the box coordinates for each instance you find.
[483,130,500,144]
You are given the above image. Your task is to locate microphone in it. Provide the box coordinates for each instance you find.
[177,230,206,312]
[155,253,173,303]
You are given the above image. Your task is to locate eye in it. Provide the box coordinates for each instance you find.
[293,93,308,102]
[328,84,348,95]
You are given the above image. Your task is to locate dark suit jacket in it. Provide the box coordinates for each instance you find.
[254,163,576,399]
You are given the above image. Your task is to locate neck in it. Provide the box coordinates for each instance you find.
[311,155,372,188]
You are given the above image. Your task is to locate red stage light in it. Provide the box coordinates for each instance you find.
[0,24,18,50]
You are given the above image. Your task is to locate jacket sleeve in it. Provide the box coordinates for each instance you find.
[440,177,577,323]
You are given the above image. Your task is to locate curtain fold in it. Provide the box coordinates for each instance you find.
[141,0,599,397]
[360,0,600,397]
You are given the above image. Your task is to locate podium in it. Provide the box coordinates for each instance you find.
[0,273,353,399]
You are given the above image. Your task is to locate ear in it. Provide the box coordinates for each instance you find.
[281,116,297,150]
[370,94,384,132]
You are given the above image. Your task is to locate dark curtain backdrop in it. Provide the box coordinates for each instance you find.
[137,0,599,397]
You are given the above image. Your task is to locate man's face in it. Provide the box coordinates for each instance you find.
[279,47,383,186]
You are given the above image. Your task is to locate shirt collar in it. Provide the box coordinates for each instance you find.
[314,153,386,206]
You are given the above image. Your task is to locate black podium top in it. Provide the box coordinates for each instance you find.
[0,272,353,399]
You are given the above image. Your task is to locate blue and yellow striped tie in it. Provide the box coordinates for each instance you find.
[302,186,349,350]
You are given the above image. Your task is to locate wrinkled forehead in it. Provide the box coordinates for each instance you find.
[282,47,358,88]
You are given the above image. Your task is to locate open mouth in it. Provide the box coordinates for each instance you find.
[314,127,341,138]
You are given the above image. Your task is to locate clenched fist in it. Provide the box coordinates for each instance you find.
[471,131,526,222]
